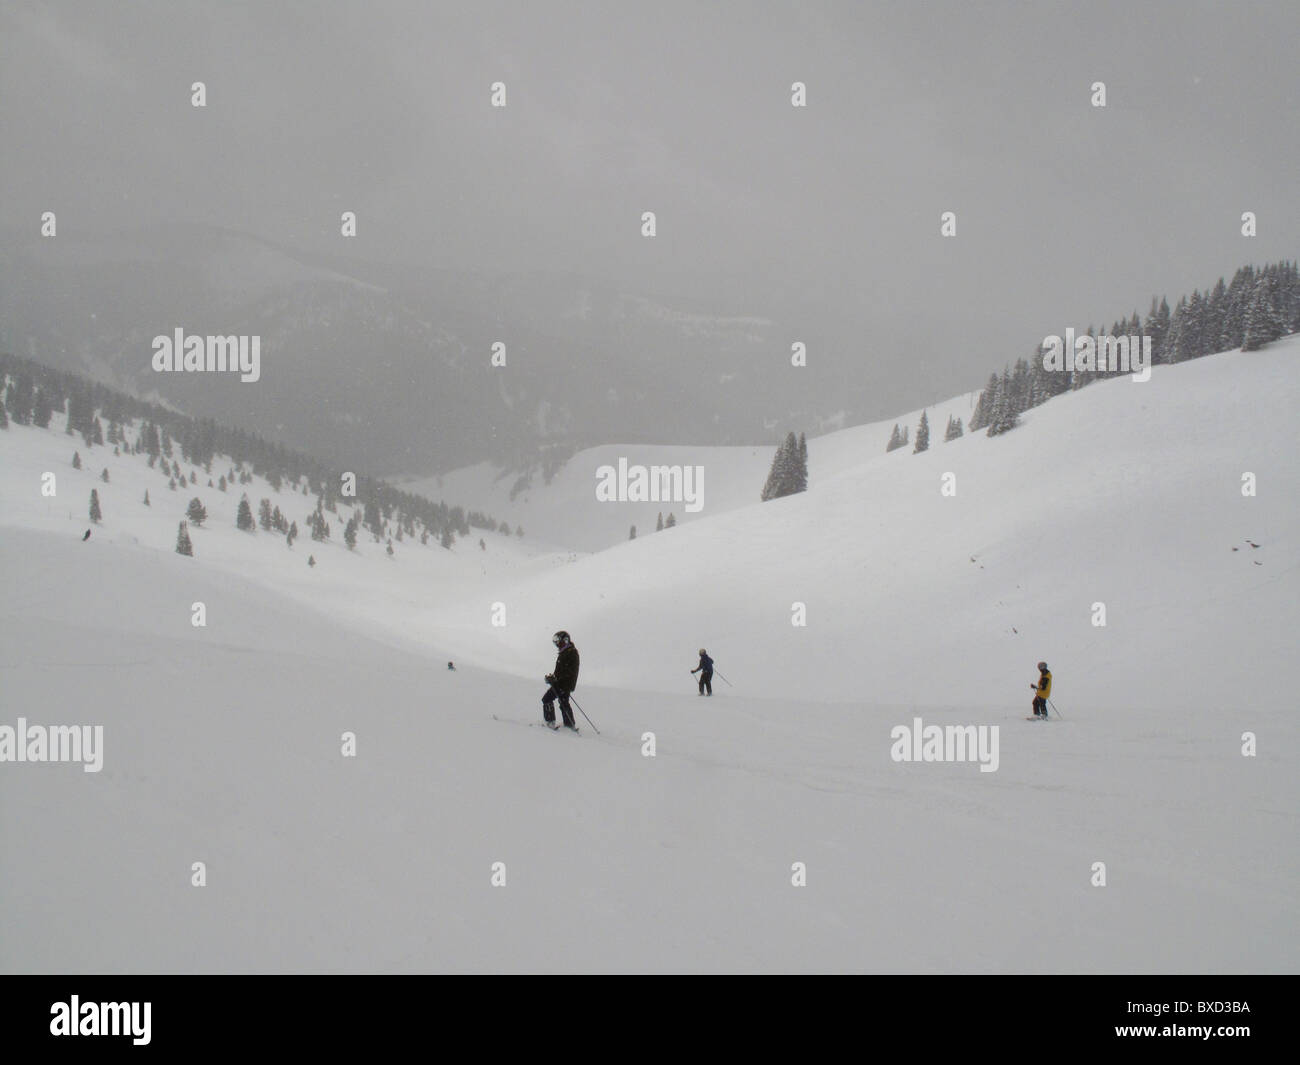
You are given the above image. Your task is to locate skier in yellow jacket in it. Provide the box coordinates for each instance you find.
[1031,661,1052,718]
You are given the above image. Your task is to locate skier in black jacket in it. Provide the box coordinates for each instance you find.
[543,630,580,730]
[691,649,714,695]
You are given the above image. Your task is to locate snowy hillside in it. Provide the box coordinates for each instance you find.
[398,389,983,551]
[1,338,1297,972]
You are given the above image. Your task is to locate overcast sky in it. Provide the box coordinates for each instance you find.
[2,0,1296,400]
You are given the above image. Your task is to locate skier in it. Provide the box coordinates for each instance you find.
[542,631,580,730]
[691,648,714,696]
[447,661,455,671]
[1030,661,1052,718]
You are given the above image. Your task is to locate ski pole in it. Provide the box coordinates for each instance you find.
[569,696,600,735]
[1049,698,1063,720]
[714,670,733,687]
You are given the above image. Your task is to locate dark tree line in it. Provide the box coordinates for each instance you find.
[0,351,506,544]
[761,431,808,500]
[968,259,1298,438]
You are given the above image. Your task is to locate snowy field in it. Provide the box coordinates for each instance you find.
[1,339,1297,972]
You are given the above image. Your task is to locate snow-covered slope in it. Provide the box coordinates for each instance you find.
[398,390,983,552]
[1,338,1297,972]
[2,525,1294,973]
[416,341,1300,713]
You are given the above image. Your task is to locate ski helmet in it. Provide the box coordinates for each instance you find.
[1037,661,1048,671]
[553,631,571,647]
[699,648,707,656]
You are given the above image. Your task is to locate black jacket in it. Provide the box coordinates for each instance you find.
[552,644,580,692]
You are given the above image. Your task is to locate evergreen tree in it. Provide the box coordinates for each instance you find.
[72,450,82,470]
[186,497,207,526]
[969,374,997,431]
[345,515,358,550]
[885,424,902,452]
[656,512,664,531]
[168,478,177,491]
[258,498,273,530]
[944,415,964,441]
[143,489,151,506]
[32,388,54,428]
[441,527,454,549]
[89,488,102,523]
[665,512,677,528]
[1242,275,1284,350]
[0,398,7,430]
[308,554,316,567]
[5,373,33,425]
[176,521,193,557]
[219,474,228,492]
[287,521,298,547]
[101,468,110,483]
[236,494,255,531]
[987,369,1020,436]
[913,411,930,453]
[629,525,636,540]
[92,416,104,446]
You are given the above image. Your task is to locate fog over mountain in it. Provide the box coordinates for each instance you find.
[2,1,1296,474]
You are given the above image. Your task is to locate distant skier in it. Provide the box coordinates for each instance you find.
[81,529,91,542]
[447,661,455,671]
[691,648,714,696]
[1031,661,1052,718]
[542,631,580,730]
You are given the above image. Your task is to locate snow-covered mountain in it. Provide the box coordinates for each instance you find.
[1,336,1296,972]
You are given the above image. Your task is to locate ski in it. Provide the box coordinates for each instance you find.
[492,714,580,735]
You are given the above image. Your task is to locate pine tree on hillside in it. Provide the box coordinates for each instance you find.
[258,498,273,531]
[101,468,110,483]
[236,495,255,531]
[0,398,8,430]
[885,424,903,452]
[665,512,677,528]
[72,451,82,469]
[308,554,316,567]
[969,373,997,432]
[913,411,930,453]
[761,435,790,499]
[219,474,228,492]
[344,515,358,550]
[986,369,1020,436]
[944,415,963,441]
[656,512,664,531]
[629,525,636,540]
[1242,275,1285,351]
[441,527,454,549]
[186,497,207,526]
[143,489,151,506]
[797,432,808,489]
[176,522,193,557]
[89,488,102,523]
[32,388,54,428]
[287,521,298,547]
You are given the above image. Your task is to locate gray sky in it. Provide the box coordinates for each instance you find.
[2,0,1297,402]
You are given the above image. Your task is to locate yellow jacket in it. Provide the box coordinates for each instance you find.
[1035,670,1052,698]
